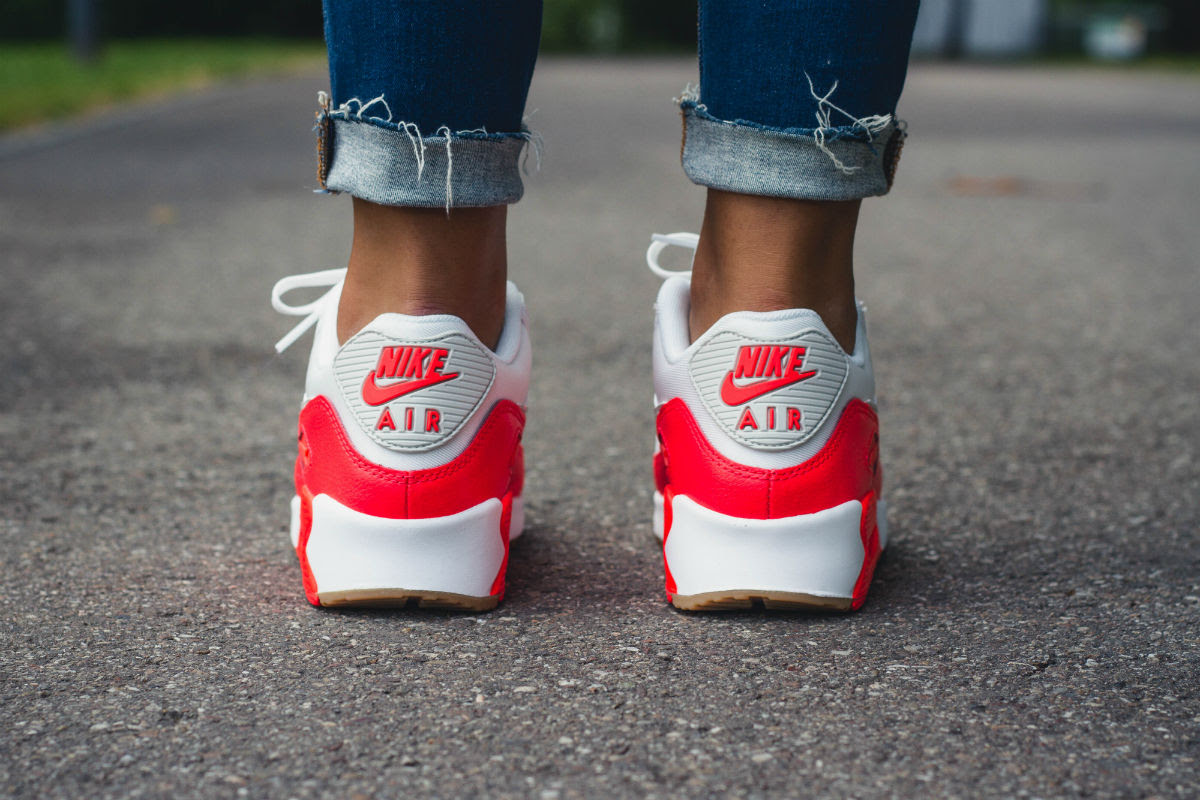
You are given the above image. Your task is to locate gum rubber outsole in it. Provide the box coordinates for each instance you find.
[669,590,852,612]
[316,588,500,611]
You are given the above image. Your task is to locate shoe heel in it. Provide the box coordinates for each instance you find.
[291,491,515,611]
[662,491,881,611]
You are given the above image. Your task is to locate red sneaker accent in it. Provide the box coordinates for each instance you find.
[510,443,525,498]
[490,492,514,598]
[653,449,668,494]
[661,486,678,599]
[655,397,881,520]
[851,491,882,610]
[720,372,814,406]
[296,485,319,605]
[296,395,525,520]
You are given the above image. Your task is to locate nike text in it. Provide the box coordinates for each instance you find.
[734,345,814,381]
[361,346,461,406]
[375,346,453,380]
[718,344,817,406]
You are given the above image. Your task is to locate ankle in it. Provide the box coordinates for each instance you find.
[337,276,508,348]
[688,190,860,352]
[688,269,858,353]
[336,200,508,348]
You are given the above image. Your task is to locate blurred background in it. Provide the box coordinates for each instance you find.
[1,0,1198,131]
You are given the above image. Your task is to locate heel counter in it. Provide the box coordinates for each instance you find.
[655,397,879,520]
[297,395,525,519]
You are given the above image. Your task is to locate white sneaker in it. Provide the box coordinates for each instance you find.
[271,269,530,610]
[647,233,886,611]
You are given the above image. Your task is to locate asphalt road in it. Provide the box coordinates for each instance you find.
[1,60,1198,799]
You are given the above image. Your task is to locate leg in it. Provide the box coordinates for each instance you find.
[322,0,542,348]
[650,0,919,611]
[686,0,920,350]
[270,1,542,610]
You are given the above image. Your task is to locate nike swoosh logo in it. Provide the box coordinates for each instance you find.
[361,371,459,406]
[719,371,814,406]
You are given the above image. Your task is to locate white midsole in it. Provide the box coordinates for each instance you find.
[655,491,886,549]
[289,494,518,598]
[290,494,302,548]
[662,494,869,599]
[291,494,524,548]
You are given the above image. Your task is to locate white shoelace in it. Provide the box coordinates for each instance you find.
[645,231,699,280]
[270,267,347,353]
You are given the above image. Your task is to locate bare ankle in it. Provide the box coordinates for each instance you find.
[336,199,509,349]
[688,189,860,352]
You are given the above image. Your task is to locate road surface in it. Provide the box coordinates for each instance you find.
[1,60,1198,798]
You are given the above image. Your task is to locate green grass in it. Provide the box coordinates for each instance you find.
[0,38,326,130]
[1031,52,1200,73]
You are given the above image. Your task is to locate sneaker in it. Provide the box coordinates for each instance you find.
[270,269,530,610]
[647,233,886,611]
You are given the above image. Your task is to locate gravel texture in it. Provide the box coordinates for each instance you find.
[1,60,1197,799]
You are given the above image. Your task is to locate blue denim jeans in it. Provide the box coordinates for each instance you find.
[319,0,919,208]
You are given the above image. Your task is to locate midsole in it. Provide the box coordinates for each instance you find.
[664,494,867,599]
[295,494,508,598]
[291,494,524,547]
[655,491,885,548]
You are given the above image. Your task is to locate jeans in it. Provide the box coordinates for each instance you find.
[319,0,919,208]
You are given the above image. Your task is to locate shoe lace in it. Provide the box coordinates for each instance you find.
[645,232,699,280]
[270,267,347,353]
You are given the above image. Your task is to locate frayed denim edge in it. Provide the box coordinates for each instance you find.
[680,100,882,147]
[676,83,907,201]
[314,91,543,211]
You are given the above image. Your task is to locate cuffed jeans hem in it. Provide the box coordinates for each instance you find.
[321,118,528,208]
[680,105,905,202]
